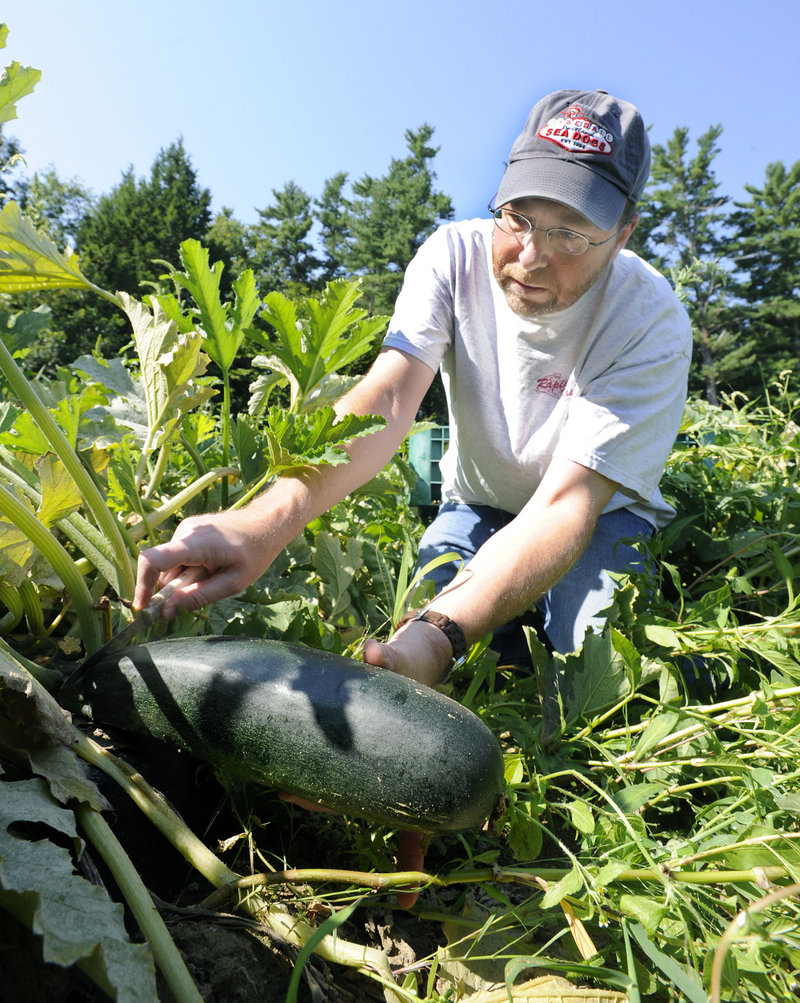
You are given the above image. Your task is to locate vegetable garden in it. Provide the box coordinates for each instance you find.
[2,28,800,1003]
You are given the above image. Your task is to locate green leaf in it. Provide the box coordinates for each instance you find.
[506,798,543,861]
[230,268,261,346]
[618,894,668,936]
[2,304,51,355]
[121,293,215,447]
[611,782,662,814]
[72,355,138,400]
[541,629,632,743]
[628,922,706,1001]
[0,203,93,294]
[503,753,525,786]
[170,240,259,376]
[247,369,286,416]
[231,416,267,487]
[722,826,800,869]
[569,799,595,836]
[263,406,385,475]
[313,531,363,622]
[594,858,631,889]
[644,622,682,647]
[540,865,584,909]
[254,280,385,412]
[632,708,683,760]
[0,58,41,125]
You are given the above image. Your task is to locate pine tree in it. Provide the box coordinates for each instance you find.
[349,124,453,315]
[58,140,213,359]
[205,206,250,295]
[633,126,746,404]
[248,181,320,295]
[20,167,94,250]
[316,171,353,283]
[727,160,800,398]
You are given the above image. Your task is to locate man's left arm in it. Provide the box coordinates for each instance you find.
[364,457,619,684]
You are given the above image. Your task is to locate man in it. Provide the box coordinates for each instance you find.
[136,87,690,687]
[135,89,691,907]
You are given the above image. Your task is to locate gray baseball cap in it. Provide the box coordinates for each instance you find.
[496,89,651,230]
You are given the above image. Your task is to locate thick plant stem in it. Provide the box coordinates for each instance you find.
[0,482,102,651]
[70,731,238,889]
[200,862,791,911]
[70,733,403,1002]
[128,466,239,542]
[0,335,136,599]
[75,803,204,1003]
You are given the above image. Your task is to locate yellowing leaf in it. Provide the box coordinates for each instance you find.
[0,512,35,583]
[0,203,92,294]
[35,454,82,527]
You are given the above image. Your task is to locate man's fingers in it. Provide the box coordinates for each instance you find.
[277,792,337,814]
[362,637,401,671]
[396,830,425,909]
[134,556,163,610]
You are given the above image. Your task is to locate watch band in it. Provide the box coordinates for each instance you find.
[396,609,468,664]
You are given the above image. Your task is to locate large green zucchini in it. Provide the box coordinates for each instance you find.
[62,636,504,833]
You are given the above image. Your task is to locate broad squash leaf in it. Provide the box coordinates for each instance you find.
[0,203,93,295]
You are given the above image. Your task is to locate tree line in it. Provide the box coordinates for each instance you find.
[1,121,798,408]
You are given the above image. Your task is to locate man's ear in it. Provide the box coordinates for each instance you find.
[621,211,637,248]
[616,211,639,251]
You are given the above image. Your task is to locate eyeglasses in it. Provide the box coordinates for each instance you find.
[489,203,624,256]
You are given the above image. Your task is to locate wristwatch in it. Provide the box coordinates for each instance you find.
[396,609,468,665]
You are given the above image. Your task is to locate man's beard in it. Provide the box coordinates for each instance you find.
[492,255,611,319]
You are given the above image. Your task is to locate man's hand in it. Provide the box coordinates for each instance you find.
[363,616,453,688]
[134,509,277,618]
[360,619,453,906]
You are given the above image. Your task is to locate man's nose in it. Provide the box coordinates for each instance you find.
[516,229,550,267]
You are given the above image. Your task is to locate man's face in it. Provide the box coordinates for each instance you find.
[491,197,636,319]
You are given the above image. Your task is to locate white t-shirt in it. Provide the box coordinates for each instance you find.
[383,219,692,529]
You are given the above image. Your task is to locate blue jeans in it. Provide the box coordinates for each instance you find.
[416,502,653,662]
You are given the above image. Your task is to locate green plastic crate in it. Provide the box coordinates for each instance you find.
[408,426,449,506]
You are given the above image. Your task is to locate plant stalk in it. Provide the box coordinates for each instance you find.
[0,482,102,651]
[0,335,136,598]
[75,803,204,1003]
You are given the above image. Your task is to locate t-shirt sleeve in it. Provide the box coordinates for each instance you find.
[382,226,455,371]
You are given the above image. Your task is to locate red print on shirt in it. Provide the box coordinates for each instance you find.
[536,373,574,398]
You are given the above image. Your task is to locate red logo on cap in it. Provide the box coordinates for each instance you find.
[538,104,614,155]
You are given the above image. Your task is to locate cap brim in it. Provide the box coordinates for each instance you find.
[496,157,628,231]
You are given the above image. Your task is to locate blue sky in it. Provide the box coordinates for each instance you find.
[3,1,796,227]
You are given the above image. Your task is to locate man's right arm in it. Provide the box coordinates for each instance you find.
[134,348,436,617]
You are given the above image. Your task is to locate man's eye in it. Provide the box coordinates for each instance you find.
[504,211,528,232]
[551,229,587,252]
